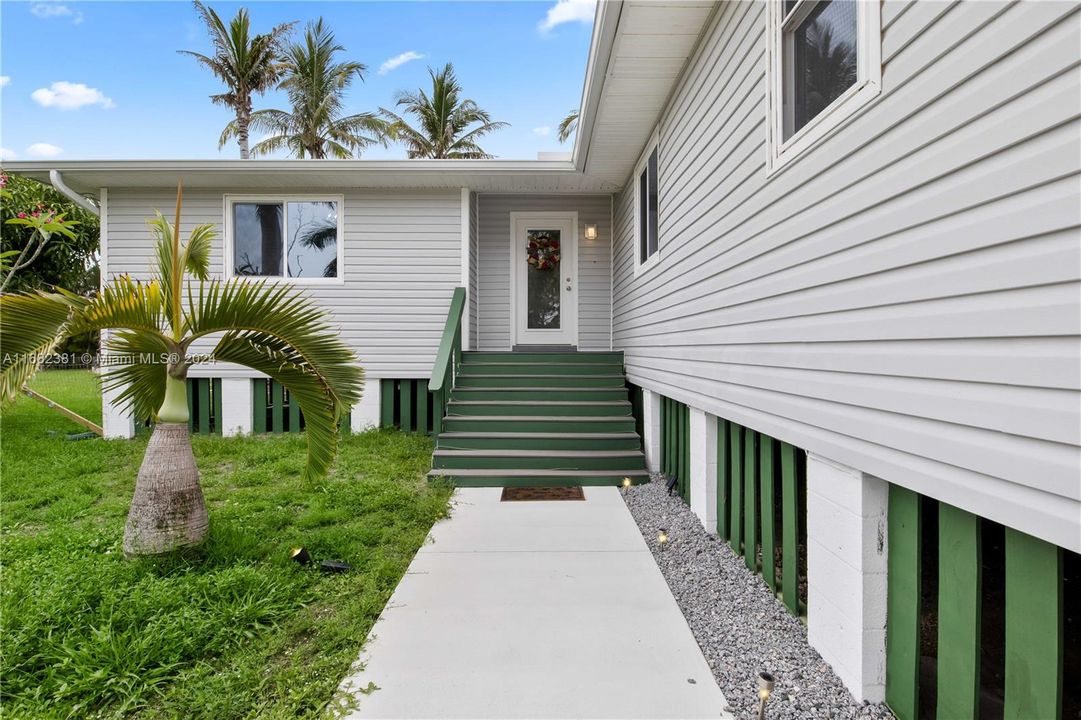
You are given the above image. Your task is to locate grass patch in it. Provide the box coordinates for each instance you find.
[2,371,451,719]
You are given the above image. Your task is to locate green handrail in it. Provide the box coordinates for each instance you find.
[429,287,466,393]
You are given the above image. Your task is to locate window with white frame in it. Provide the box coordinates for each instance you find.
[768,0,881,170]
[634,142,659,274]
[226,196,343,281]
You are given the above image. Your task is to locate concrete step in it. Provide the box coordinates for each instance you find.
[435,432,642,451]
[447,400,632,417]
[432,448,647,471]
[426,468,652,487]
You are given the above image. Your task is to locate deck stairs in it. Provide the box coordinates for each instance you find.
[427,351,650,487]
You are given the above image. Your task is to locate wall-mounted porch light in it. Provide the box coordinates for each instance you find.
[584,224,598,240]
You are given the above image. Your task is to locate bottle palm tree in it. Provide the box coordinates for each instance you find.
[380,63,508,159]
[557,109,579,143]
[222,19,384,159]
[180,1,295,159]
[0,183,363,557]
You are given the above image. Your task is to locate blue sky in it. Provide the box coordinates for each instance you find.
[0,0,595,160]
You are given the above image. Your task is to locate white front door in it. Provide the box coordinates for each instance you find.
[510,212,578,347]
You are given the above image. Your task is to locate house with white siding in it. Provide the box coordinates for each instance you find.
[6,1,1079,717]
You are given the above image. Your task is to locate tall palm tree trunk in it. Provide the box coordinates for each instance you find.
[237,104,251,159]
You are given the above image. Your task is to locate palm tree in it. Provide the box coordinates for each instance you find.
[223,19,384,159]
[180,1,294,159]
[557,109,578,143]
[0,182,363,557]
[380,63,508,159]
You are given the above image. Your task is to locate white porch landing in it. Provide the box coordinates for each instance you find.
[339,487,730,719]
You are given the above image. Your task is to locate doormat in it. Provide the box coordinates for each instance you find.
[500,486,585,501]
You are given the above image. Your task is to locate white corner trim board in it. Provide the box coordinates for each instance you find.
[352,379,381,432]
[641,388,662,473]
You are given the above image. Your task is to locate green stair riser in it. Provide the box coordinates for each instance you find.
[427,473,650,488]
[442,417,636,433]
[458,363,621,376]
[436,435,642,451]
[451,388,627,402]
[462,352,623,364]
[448,402,631,417]
[433,453,647,471]
[455,375,627,388]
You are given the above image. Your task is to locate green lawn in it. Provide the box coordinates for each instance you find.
[1,371,451,719]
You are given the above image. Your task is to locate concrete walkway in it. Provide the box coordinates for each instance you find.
[340,487,731,719]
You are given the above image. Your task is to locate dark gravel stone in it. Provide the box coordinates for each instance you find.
[623,475,896,720]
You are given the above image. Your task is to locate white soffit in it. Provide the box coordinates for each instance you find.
[583,1,715,186]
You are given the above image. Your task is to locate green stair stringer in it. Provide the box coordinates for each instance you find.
[427,351,649,487]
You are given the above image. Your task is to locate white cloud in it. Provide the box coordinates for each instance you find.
[26,143,63,158]
[539,0,595,32]
[0,148,16,160]
[0,76,10,87]
[31,81,114,110]
[379,51,425,75]
[30,3,84,24]
[533,126,551,136]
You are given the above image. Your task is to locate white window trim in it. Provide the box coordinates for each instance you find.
[633,131,661,279]
[223,194,346,286]
[766,0,882,174]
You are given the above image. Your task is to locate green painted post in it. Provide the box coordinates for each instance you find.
[780,442,799,615]
[417,383,429,434]
[401,379,413,432]
[186,379,195,432]
[743,428,757,571]
[432,385,444,435]
[212,379,222,435]
[729,423,743,554]
[760,435,776,591]
[936,503,981,720]
[716,419,729,541]
[885,485,921,720]
[1004,528,1063,720]
[380,379,395,428]
[288,389,300,433]
[271,381,284,434]
[252,379,266,433]
[198,379,211,435]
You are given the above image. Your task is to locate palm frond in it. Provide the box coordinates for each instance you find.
[212,330,361,480]
[62,276,170,341]
[0,292,73,404]
[101,330,172,424]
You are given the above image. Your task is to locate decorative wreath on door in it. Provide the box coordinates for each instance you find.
[526,232,561,271]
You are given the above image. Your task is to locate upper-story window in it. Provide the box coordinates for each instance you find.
[225,196,344,283]
[768,0,881,171]
[634,138,659,276]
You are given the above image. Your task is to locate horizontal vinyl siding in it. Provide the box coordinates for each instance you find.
[476,194,612,350]
[105,187,462,378]
[468,191,479,350]
[611,0,1081,549]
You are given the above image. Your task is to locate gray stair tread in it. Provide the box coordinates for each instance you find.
[457,374,626,378]
[437,432,638,439]
[449,400,630,406]
[454,387,622,392]
[427,468,651,477]
[433,449,644,457]
[445,415,633,422]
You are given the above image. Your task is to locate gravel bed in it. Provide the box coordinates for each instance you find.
[623,475,895,720]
